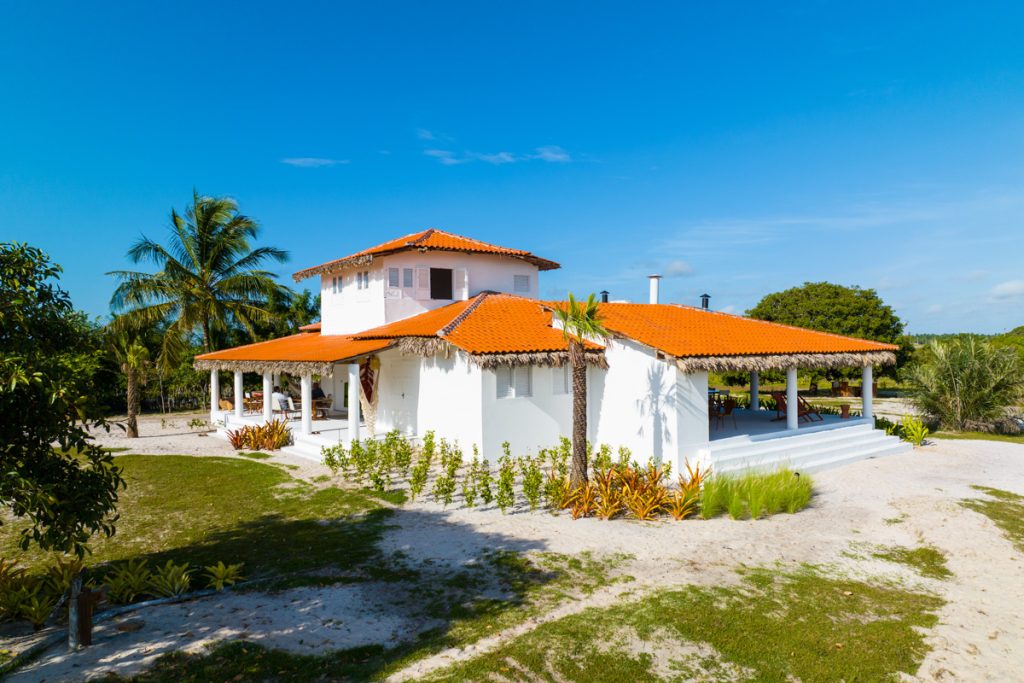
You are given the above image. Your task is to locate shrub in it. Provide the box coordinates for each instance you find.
[495,445,516,514]
[431,440,459,507]
[900,414,929,446]
[519,455,544,511]
[322,443,349,474]
[148,560,192,597]
[408,432,436,500]
[104,558,153,604]
[475,446,494,505]
[462,455,480,508]
[907,337,1024,431]
[203,561,245,590]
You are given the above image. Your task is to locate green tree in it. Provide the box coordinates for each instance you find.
[747,282,910,379]
[907,337,1024,431]
[107,326,151,438]
[553,293,608,485]
[246,287,321,342]
[109,191,289,359]
[1,243,125,555]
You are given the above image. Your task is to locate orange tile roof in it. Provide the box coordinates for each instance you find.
[299,322,321,332]
[354,292,603,355]
[194,333,391,364]
[293,228,560,281]
[589,303,898,358]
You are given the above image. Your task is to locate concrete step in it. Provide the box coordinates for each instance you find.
[710,426,882,464]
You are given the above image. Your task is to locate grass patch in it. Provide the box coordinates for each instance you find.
[700,468,813,520]
[102,550,635,682]
[426,565,943,682]
[1,455,389,576]
[235,450,272,460]
[960,485,1024,552]
[873,545,952,580]
[932,431,1024,444]
[361,487,409,505]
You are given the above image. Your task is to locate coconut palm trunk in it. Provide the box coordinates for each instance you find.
[569,339,588,485]
[125,366,139,438]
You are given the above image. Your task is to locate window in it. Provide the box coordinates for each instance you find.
[356,271,370,290]
[429,267,454,299]
[553,364,569,395]
[388,267,400,288]
[496,366,532,399]
[403,268,414,288]
[331,276,337,294]
[513,274,531,293]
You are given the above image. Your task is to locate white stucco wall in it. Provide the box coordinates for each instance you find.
[318,252,541,335]
[374,349,422,436]
[412,350,483,450]
[479,365,573,461]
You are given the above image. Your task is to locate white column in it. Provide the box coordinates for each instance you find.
[749,371,760,411]
[300,374,313,434]
[262,372,273,422]
[233,371,244,418]
[348,363,361,443]
[209,370,220,423]
[862,365,874,420]
[786,367,799,430]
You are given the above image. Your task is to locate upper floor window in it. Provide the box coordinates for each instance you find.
[513,274,531,293]
[496,365,532,399]
[331,276,338,294]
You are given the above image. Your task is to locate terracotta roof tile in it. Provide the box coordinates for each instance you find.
[591,303,898,358]
[194,333,390,364]
[293,228,560,281]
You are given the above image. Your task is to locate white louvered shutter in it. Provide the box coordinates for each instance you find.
[496,366,513,398]
[552,365,568,394]
[414,267,430,300]
[454,268,469,300]
[514,366,532,397]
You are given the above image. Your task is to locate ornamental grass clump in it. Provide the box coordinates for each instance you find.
[701,468,813,520]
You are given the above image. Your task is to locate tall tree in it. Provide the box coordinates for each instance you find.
[554,293,608,485]
[109,191,289,361]
[107,327,151,438]
[1,243,124,555]
[747,282,911,378]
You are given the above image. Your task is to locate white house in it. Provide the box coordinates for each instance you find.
[196,229,909,473]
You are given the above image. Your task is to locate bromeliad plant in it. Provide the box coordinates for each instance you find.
[203,561,245,590]
[226,419,292,451]
[148,560,193,597]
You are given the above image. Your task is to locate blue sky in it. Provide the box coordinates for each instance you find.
[2,1,1023,333]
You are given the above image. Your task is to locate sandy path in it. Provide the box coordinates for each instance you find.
[7,435,1023,681]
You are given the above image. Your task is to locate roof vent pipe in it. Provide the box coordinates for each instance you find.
[700,293,711,310]
[600,290,609,303]
[648,275,662,304]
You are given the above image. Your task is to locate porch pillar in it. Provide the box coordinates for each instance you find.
[785,367,799,430]
[348,363,361,443]
[300,374,313,434]
[233,371,244,418]
[749,371,760,410]
[862,365,874,420]
[209,370,220,423]
[262,372,273,422]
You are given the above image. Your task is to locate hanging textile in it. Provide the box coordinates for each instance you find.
[359,355,381,436]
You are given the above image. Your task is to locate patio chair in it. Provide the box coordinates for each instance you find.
[713,398,738,430]
[771,391,820,423]
[797,396,824,422]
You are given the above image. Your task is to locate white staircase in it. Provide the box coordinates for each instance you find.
[707,419,910,475]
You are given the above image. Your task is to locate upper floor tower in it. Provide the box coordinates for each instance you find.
[292,229,560,335]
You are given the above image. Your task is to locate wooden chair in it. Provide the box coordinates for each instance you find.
[771,391,822,423]
[713,398,738,430]
[798,396,824,422]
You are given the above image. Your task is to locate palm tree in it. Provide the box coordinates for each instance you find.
[109,191,289,361]
[108,329,150,438]
[553,293,609,485]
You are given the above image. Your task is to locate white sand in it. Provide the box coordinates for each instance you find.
[7,428,1024,682]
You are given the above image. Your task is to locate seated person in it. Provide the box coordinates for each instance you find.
[311,382,326,401]
[271,386,290,411]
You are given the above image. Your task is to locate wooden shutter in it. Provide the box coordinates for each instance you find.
[414,267,430,300]
[454,268,469,300]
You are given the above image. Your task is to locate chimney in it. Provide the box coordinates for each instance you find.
[700,293,711,310]
[648,275,662,304]
[600,290,609,303]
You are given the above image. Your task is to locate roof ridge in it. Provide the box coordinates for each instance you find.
[439,291,494,337]
[408,228,435,246]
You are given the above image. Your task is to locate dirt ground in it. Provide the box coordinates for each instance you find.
[6,414,1024,681]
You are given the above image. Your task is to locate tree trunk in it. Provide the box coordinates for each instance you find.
[126,368,139,438]
[569,341,588,485]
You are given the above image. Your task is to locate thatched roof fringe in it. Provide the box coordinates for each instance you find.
[396,336,453,357]
[472,350,608,369]
[193,359,334,375]
[673,350,896,373]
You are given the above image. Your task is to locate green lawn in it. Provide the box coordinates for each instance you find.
[932,431,1024,444]
[1,455,390,576]
[960,486,1024,552]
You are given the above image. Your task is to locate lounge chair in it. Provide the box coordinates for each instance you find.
[770,391,822,423]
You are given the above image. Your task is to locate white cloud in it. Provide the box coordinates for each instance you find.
[472,151,519,165]
[664,260,694,277]
[416,128,435,140]
[423,149,467,166]
[281,157,349,167]
[990,280,1024,299]
[531,145,572,162]
[719,304,737,314]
